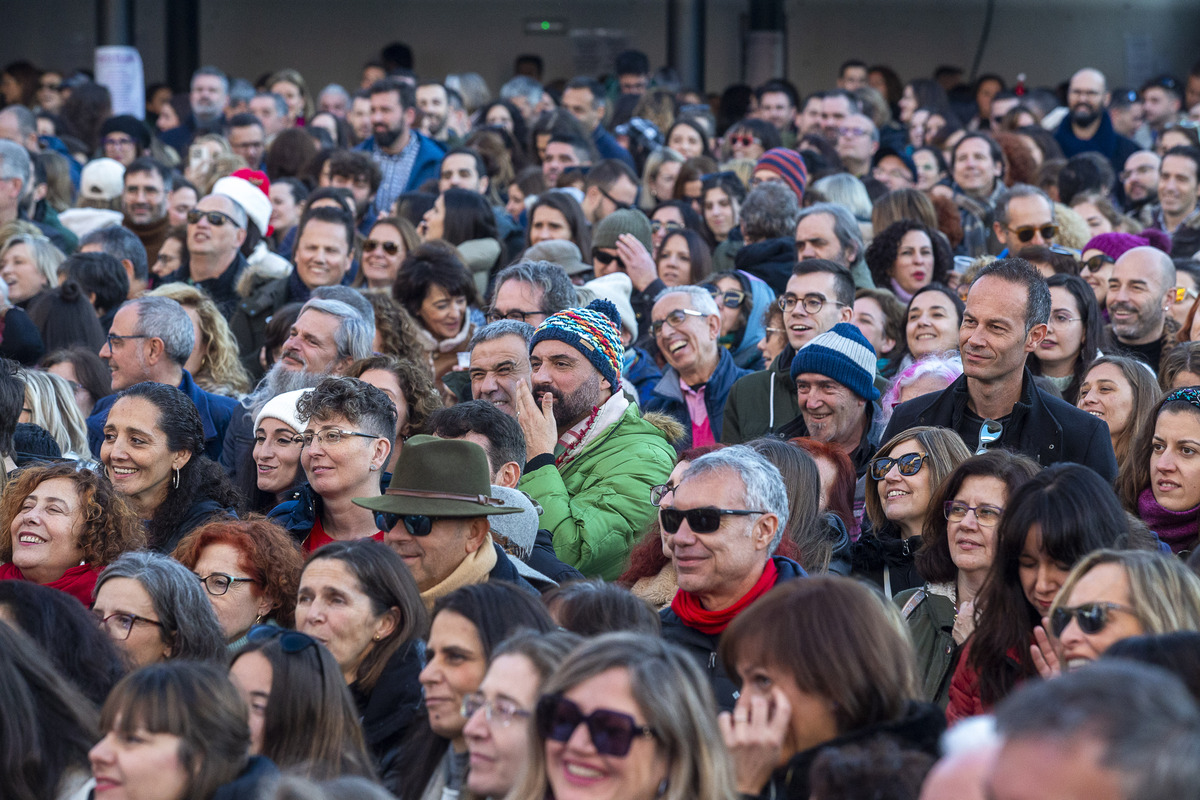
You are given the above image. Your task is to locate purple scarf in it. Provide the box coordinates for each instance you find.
[1138,487,1200,554]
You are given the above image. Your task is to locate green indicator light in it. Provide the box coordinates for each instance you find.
[542,20,550,30]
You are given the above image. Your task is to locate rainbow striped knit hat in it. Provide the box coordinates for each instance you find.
[530,299,624,390]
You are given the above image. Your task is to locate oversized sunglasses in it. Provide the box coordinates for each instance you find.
[1006,223,1058,243]
[727,133,761,148]
[363,239,401,254]
[1050,602,1138,638]
[536,694,655,757]
[374,512,440,536]
[186,209,242,228]
[659,506,765,534]
[702,284,746,309]
[1082,254,1115,273]
[592,250,626,269]
[869,452,928,481]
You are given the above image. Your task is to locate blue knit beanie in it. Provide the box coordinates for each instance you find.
[530,299,625,390]
[790,322,880,401]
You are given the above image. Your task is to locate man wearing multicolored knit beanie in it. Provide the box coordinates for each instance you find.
[515,298,675,580]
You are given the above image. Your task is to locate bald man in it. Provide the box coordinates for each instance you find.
[1054,67,1140,173]
[1105,246,1177,370]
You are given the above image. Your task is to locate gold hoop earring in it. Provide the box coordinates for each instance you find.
[173,468,180,489]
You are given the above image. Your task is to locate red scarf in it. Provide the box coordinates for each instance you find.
[0,562,100,606]
[671,560,779,635]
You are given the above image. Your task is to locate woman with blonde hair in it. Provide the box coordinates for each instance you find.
[18,368,92,460]
[268,68,314,126]
[0,229,65,308]
[505,631,738,800]
[641,147,686,211]
[147,283,251,396]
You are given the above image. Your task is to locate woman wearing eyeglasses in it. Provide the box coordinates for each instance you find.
[718,577,942,800]
[172,518,304,649]
[392,583,555,800]
[1027,274,1107,404]
[0,462,145,606]
[947,464,1147,723]
[229,625,377,779]
[268,378,395,552]
[508,631,736,800]
[100,382,241,554]
[1037,549,1200,676]
[463,630,581,799]
[856,426,971,598]
[702,271,776,370]
[893,451,1039,707]
[92,550,227,669]
[356,216,420,291]
[295,539,428,773]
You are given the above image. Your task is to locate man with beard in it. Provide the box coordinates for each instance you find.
[1122,150,1161,219]
[220,293,375,484]
[160,66,229,153]
[356,78,444,219]
[1053,68,1140,173]
[515,299,675,579]
[416,81,456,145]
[120,158,172,264]
[1105,246,1178,371]
[884,258,1117,479]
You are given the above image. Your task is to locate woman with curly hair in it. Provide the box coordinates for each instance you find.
[0,462,146,605]
[173,518,305,649]
[146,283,251,396]
[100,381,242,553]
[865,220,953,304]
[348,355,443,465]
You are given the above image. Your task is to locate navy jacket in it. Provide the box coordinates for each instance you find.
[645,348,751,446]
[661,555,806,711]
[592,127,637,169]
[1053,111,1140,174]
[356,131,445,215]
[882,367,1118,481]
[87,370,238,464]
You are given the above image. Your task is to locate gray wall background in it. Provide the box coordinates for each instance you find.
[4,0,1198,99]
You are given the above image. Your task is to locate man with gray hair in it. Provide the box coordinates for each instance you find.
[79,225,151,301]
[835,112,879,178]
[88,295,238,461]
[992,183,1057,255]
[488,260,579,327]
[318,84,352,117]
[499,75,544,121]
[659,445,805,711]
[987,660,1200,800]
[0,139,31,227]
[645,286,750,446]
[469,319,535,417]
[795,202,874,289]
[161,66,230,152]
[733,181,801,295]
[174,191,249,317]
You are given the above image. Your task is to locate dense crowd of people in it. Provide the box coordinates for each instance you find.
[3,41,1200,800]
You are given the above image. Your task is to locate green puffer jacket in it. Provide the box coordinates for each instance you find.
[520,405,675,580]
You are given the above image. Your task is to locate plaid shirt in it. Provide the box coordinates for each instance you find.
[371,133,420,215]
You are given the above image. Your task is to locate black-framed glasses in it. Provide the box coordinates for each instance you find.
[650,220,684,235]
[486,307,544,324]
[1082,254,1115,273]
[374,512,440,537]
[1050,602,1139,638]
[944,501,1004,527]
[702,284,746,309]
[649,483,677,506]
[105,332,148,351]
[976,418,1003,455]
[186,209,242,228]
[196,571,259,596]
[659,506,766,534]
[650,308,707,337]
[462,692,532,726]
[778,293,843,314]
[536,694,655,757]
[362,239,400,255]
[296,429,379,447]
[94,611,162,641]
[869,452,928,481]
[1006,223,1058,243]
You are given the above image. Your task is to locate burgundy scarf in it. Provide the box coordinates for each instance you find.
[1137,488,1200,554]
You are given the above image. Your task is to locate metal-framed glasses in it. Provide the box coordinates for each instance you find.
[976,419,1003,455]
[462,692,532,726]
[105,332,148,351]
[296,429,379,447]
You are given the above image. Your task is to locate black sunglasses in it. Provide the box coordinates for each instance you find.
[869,452,928,481]
[1082,254,1115,273]
[374,512,438,536]
[592,250,625,268]
[659,506,765,534]
[363,239,400,254]
[536,694,655,757]
[186,209,242,228]
[1050,602,1138,638]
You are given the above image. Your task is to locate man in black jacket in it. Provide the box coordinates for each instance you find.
[883,258,1118,480]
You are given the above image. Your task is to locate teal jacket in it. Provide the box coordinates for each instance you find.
[520,404,675,580]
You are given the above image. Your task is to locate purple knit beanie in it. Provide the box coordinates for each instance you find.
[755,148,809,203]
[1083,229,1173,260]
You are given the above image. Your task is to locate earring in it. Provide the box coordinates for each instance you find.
[172,468,180,489]
[254,614,264,625]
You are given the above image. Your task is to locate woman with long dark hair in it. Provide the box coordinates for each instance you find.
[1028,273,1107,404]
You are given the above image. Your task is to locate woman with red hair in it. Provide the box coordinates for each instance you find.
[173,517,305,649]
